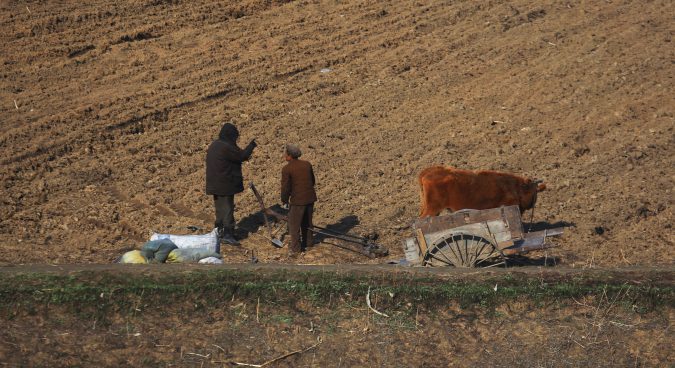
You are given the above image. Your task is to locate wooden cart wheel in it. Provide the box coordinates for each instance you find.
[423,233,504,268]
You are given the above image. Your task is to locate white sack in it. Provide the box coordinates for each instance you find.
[150,228,218,253]
[198,256,224,265]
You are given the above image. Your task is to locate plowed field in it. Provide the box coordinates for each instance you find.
[1,1,673,265]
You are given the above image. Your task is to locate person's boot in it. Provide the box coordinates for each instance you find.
[220,229,240,246]
[217,227,239,247]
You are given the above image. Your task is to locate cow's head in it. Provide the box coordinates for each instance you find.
[520,178,546,211]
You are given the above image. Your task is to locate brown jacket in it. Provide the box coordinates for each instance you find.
[281,159,317,205]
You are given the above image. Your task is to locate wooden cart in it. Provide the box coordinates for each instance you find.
[403,205,563,267]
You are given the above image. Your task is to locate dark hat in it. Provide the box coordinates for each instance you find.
[218,122,239,141]
[285,144,302,158]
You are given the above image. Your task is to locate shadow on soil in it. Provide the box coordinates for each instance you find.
[507,255,561,267]
[232,204,286,240]
[509,220,573,267]
[523,220,576,232]
[312,215,360,243]
[235,206,362,245]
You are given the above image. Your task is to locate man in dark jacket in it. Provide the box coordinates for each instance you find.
[281,144,317,256]
[206,122,256,246]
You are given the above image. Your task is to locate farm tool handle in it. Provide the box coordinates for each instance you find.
[309,225,388,258]
[251,189,382,255]
[249,182,283,248]
[262,207,388,258]
[309,225,372,246]
[264,208,288,222]
[262,209,372,247]
[307,228,377,258]
[261,209,374,248]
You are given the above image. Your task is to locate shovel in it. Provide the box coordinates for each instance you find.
[249,182,284,248]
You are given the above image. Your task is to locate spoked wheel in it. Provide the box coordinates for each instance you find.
[423,233,504,268]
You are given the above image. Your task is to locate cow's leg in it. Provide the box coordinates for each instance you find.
[420,204,442,217]
[420,205,443,218]
[419,200,427,218]
[419,182,428,217]
[418,180,428,217]
[419,182,445,217]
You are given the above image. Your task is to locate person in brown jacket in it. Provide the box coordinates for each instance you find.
[281,144,317,256]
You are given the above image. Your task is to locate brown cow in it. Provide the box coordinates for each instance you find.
[418,166,546,217]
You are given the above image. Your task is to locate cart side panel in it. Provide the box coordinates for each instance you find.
[421,220,513,249]
[500,205,525,240]
[414,205,524,241]
[403,238,422,265]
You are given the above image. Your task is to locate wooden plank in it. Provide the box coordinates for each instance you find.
[502,206,524,239]
[523,227,564,239]
[501,227,564,255]
[403,238,422,265]
[415,228,428,260]
[416,207,515,230]
[502,241,558,255]
[414,206,524,240]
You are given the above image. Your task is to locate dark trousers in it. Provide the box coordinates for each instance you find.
[214,195,235,236]
[288,203,314,253]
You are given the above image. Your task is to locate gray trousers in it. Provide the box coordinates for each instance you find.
[213,195,235,236]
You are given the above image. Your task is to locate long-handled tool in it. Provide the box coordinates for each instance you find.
[249,182,284,248]
[308,226,388,258]
[260,200,389,258]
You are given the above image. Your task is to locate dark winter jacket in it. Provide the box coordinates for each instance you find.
[205,124,256,196]
[281,159,317,205]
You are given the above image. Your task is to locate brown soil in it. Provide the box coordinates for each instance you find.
[0,1,674,365]
[4,295,672,367]
[0,265,672,367]
[0,0,673,266]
